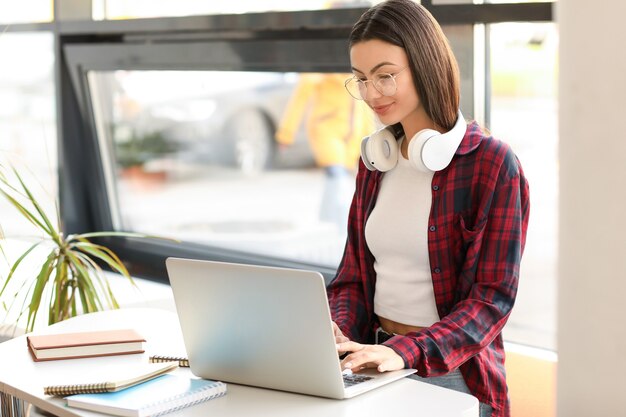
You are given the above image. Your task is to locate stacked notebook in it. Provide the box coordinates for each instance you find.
[27,329,145,361]
[65,374,227,417]
[34,329,227,416]
[44,362,179,396]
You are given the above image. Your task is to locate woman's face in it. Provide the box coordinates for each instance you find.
[349,39,421,128]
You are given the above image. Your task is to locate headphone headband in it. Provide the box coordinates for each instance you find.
[360,110,466,173]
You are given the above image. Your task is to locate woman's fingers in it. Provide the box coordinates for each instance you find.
[377,356,404,372]
[336,340,364,353]
[338,344,404,373]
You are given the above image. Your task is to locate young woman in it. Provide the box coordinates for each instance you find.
[327,1,530,416]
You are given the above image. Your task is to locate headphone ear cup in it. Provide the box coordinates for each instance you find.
[421,110,467,171]
[407,129,440,172]
[360,136,376,171]
[360,128,399,172]
[407,110,467,172]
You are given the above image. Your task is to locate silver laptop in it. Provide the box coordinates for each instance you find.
[166,257,416,399]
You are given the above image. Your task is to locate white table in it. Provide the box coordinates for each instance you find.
[0,308,478,417]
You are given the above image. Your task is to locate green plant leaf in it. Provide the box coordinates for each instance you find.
[74,276,91,316]
[0,188,52,235]
[49,254,67,324]
[0,165,55,235]
[54,195,62,232]
[11,167,59,242]
[26,249,56,332]
[53,277,71,323]
[0,240,45,297]
[65,251,107,313]
[72,242,135,285]
[0,226,6,262]
[69,231,180,243]
[70,284,78,317]
[72,250,117,308]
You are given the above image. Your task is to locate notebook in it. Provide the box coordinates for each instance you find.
[44,361,178,396]
[27,329,145,361]
[165,257,416,399]
[65,374,226,417]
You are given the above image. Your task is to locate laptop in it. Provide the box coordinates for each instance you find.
[165,257,416,399]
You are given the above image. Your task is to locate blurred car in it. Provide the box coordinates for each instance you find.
[113,71,314,174]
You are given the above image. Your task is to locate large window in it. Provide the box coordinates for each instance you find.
[88,70,374,267]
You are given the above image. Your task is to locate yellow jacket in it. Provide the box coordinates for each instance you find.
[275,73,375,169]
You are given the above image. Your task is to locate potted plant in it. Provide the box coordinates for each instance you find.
[0,165,161,332]
[115,129,178,188]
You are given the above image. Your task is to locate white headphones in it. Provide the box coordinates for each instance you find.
[360,110,466,172]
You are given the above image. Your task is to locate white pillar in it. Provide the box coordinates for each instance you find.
[558,1,626,416]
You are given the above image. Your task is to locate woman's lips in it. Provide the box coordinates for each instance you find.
[372,103,393,116]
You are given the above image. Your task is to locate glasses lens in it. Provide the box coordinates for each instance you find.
[376,74,397,96]
[345,78,365,100]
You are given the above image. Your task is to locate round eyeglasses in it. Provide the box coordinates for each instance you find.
[344,67,408,100]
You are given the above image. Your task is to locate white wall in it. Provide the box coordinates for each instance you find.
[558,1,626,415]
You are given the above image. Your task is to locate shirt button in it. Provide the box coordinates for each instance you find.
[433,185,439,191]
[434,267,441,274]
[429,225,436,232]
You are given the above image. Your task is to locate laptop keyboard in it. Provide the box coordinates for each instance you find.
[343,373,374,387]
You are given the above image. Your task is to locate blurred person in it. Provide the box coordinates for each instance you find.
[327,1,530,416]
[275,73,374,232]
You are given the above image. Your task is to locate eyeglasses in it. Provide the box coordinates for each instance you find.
[344,67,408,100]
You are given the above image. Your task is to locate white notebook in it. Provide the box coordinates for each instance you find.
[65,374,226,417]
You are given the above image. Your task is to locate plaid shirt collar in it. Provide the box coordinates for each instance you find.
[455,120,484,156]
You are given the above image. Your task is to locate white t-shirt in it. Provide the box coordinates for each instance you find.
[364,149,440,327]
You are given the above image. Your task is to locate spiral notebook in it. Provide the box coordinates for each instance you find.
[65,374,227,417]
[44,362,178,396]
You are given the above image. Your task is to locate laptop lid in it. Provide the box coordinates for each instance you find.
[166,257,415,399]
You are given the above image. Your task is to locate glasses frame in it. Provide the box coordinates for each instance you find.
[344,66,409,100]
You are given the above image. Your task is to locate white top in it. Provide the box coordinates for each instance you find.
[365,150,440,327]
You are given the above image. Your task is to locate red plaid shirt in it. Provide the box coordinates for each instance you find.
[328,121,530,416]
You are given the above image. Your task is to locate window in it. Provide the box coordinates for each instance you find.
[489,22,558,350]
[0,32,57,238]
[0,0,52,24]
[88,70,373,267]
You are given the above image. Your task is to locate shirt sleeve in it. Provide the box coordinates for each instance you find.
[327,161,377,343]
[384,148,530,376]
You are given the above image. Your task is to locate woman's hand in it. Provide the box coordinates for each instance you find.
[337,341,405,373]
[332,321,350,344]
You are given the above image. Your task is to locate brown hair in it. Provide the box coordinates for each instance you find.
[349,0,460,131]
